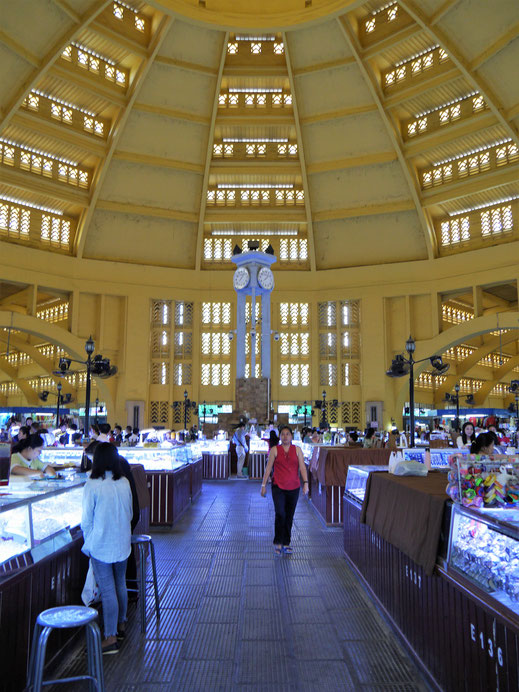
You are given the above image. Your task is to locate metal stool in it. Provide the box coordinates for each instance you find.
[129,534,160,633]
[26,605,104,692]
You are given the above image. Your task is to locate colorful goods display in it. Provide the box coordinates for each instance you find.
[446,454,519,508]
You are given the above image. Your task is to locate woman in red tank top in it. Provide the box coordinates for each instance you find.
[261,425,309,554]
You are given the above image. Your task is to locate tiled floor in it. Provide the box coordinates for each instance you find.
[52,480,430,691]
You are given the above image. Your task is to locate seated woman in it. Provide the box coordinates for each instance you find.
[10,434,56,477]
[457,422,475,450]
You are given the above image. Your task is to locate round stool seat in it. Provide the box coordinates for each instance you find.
[37,606,99,629]
[131,534,151,544]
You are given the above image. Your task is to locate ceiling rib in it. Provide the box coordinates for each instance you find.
[75,14,174,258]
[0,30,39,67]
[283,31,316,273]
[194,32,229,272]
[336,14,437,260]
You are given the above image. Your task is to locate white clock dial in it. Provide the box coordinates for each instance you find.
[258,267,274,291]
[233,266,250,290]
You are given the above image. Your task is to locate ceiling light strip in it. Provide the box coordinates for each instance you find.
[413,91,480,118]
[433,138,512,166]
[370,1,397,16]
[235,36,276,41]
[222,138,288,143]
[116,0,139,14]
[211,229,299,236]
[0,137,79,166]
[0,195,64,216]
[31,89,97,117]
[216,183,294,189]
[228,87,283,93]
[70,41,116,65]
[448,195,519,217]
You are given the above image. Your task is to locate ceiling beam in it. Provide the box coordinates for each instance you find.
[0,166,90,207]
[470,22,519,71]
[210,161,300,175]
[292,55,355,76]
[0,358,38,405]
[0,29,39,67]
[383,66,459,109]
[132,101,210,125]
[421,164,519,208]
[0,0,113,132]
[154,55,218,76]
[112,150,204,174]
[205,209,306,223]
[51,63,127,107]
[473,354,519,405]
[95,199,197,223]
[75,14,174,258]
[307,151,397,174]
[50,0,81,22]
[300,103,377,125]
[313,199,415,222]
[336,14,437,259]
[91,19,148,57]
[194,32,229,272]
[362,24,420,60]
[398,0,519,147]
[284,31,317,273]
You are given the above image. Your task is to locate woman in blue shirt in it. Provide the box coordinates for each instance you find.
[81,443,132,654]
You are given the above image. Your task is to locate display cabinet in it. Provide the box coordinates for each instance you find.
[122,446,190,471]
[448,504,519,615]
[344,465,388,505]
[403,448,468,468]
[0,479,85,572]
[39,447,83,467]
[201,439,230,479]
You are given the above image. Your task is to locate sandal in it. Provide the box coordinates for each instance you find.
[283,546,293,554]
[274,545,282,555]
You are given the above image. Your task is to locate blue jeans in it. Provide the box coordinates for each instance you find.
[91,557,128,638]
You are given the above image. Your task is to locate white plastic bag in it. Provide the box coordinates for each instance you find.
[391,460,428,477]
[81,560,101,606]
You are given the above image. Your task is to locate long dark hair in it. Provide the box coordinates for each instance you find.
[470,432,495,455]
[461,421,475,445]
[17,434,45,453]
[268,430,279,448]
[90,442,122,480]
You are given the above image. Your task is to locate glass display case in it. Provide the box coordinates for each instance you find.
[197,440,229,455]
[344,465,388,505]
[403,448,467,469]
[448,503,519,615]
[39,447,84,467]
[0,479,85,568]
[122,446,190,471]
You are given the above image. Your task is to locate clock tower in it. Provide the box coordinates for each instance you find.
[231,244,276,380]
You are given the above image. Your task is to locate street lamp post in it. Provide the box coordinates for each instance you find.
[84,336,95,438]
[321,390,327,429]
[386,335,449,448]
[183,390,189,433]
[303,401,308,428]
[56,382,62,428]
[454,382,460,431]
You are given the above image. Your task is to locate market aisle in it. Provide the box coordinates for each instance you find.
[53,481,430,691]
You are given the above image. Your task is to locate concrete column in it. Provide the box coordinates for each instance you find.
[236,292,246,378]
[261,291,271,378]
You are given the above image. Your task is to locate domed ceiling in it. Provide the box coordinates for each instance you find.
[0,0,518,272]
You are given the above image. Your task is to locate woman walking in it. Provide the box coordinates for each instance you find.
[81,443,132,654]
[261,425,309,555]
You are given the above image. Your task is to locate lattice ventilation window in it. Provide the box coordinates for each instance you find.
[280,363,310,387]
[41,215,71,250]
[203,238,233,261]
[343,362,360,386]
[491,383,509,397]
[36,302,69,324]
[150,329,170,359]
[361,3,403,39]
[201,302,231,326]
[174,301,193,328]
[279,302,309,327]
[111,2,147,33]
[442,303,474,324]
[342,330,360,359]
[240,238,269,253]
[439,201,516,250]
[173,363,192,386]
[201,363,231,387]
[422,141,518,189]
[279,333,310,358]
[61,43,128,88]
[22,91,108,139]
[318,302,337,328]
[341,401,362,426]
[384,46,449,89]
[37,344,66,362]
[340,300,360,327]
[207,186,304,207]
[0,382,20,395]
[0,138,90,189]
[245,300,260,326]
[319,333,337,360]
[244,331,262,358]
[444,344,475,362]
[0,201,30,241]
[320,363,337,387]
[405,94,486,139]
[151,361,169,385]
[5,351,31,367]
[245,363,261,378]
[151,300,171,326]
[201,333,231,357]
[279,238,308,262]
[150,401,169,425]
[218,90,292,109]
[226,36,284,55]
[29,376,53,391]
[478,352,510,368]
[174,332,192,359]
[1,197,74,251]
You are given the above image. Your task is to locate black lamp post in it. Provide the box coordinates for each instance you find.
[183,390,189,432]
[56,382,62,427]
[303,401,308,428]
[84,336,95,438]
[95,397,99,424]
[321,390,327,429]
[386,335,449,448]
[454,382,460,431]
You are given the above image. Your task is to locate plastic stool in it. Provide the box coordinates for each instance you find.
[26,605,104,692]
[129,534,160,633]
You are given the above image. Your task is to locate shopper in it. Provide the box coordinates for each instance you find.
[96,423,112,443]
[81,443,132,654]
[232,422,248,478]
[261,425,309,555]
[268,430,279,449]
[11,425,30,453]
[10,434,56,477]
[113,425,123,446]
[457,422,475,449]
[470,432,495,455]
[363,427,376,448]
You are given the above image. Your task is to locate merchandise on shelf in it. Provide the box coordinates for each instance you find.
[344,465,389,505]
[404,448,468,469]
[446,455,519,508]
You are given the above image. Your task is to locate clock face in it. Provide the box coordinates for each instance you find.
[258,266,274,291]
[233,266,250,290]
